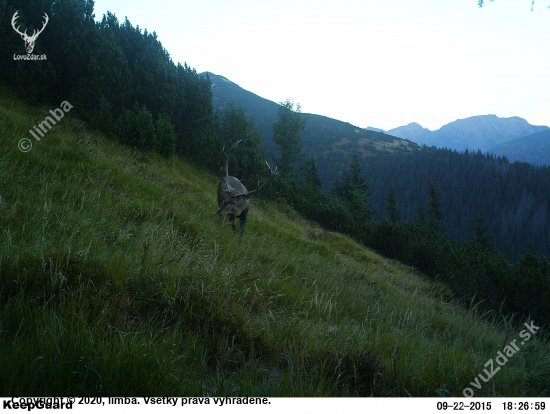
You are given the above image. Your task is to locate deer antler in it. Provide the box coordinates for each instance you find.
[222,140,242,189]
[236,161,278,199]
[220,140,277,199]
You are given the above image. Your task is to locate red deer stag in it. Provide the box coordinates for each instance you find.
[217,140,277,235]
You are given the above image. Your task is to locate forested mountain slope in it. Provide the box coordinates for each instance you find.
[202,72,419,157]
[355,148,550,260]
[490,130,550,166]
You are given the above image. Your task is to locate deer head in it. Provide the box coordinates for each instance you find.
[12,11,49,54]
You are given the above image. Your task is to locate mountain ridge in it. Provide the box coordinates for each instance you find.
[386,122,433,145]
[203,72,550,165]
[387,115,549,152]
[489,129,550,166]
[201,72,419,157]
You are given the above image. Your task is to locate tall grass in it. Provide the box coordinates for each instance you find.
[0,89,548,396]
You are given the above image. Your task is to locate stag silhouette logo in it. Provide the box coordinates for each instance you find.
[11,10,49,54]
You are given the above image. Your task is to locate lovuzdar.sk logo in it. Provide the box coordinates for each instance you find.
[11,10,49,60]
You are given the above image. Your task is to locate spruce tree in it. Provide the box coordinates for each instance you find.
[471,214,492,252]
[301,157,322,191]
[273,99,306,175]
[344,152,375,223]
[427,183,444,232]
[155,113,176,157]
[386,184,401,223]
[215,103,266,182]
[418,203,426,226]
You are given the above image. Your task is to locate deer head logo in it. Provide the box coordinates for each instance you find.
[11,11,49,54]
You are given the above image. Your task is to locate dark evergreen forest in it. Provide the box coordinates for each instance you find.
[346,148,550,260]
[0,0,267,179]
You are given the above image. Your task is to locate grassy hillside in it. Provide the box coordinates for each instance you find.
[0,90,548,396]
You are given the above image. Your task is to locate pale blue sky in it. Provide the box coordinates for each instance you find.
[93,0,550,131]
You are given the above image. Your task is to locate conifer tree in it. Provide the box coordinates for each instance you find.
[301,157,322,191]
[427,183,444,232]
[273,99,306,175]
[349,153,369,194]
[470,214,492,252]
[155,114,176,157]
[216,103,266,183]
[418,203,426,226]
[116,101,157,150]
[386,184,401,223]
[339,152,375,223]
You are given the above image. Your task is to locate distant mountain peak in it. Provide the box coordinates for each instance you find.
[366,126,385,133]
[387,122,432,145]
[387,115,549,152]
[201,72,234,86]
[406,122,425,128]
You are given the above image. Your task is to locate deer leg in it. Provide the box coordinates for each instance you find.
[228,214,236,232]
[239,214,247,236]
[238,205,249,236]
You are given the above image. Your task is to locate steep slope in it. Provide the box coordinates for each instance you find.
[388,115,549,151]
[0,90,548,396]
[202,72,419,157]
[489,130,550,166]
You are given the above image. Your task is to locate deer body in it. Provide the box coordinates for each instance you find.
[217,141,277,236]
[217,177,250,235]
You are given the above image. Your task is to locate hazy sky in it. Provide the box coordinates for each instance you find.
[93,0,550,131]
